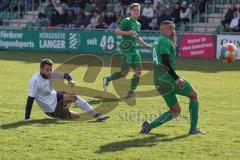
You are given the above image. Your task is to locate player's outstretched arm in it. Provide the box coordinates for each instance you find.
[137,37,152,49]
[52,71,75,87]
[63,73,75,87]
[115,28,137,36]
[25,96,35,121]
[63,73,73,81]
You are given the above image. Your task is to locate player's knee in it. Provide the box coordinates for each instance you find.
[173,109,181,117]
[170,104,181,117]
[72,94,78,101]
[135,67,142,77]
[189,90,198,101]
[66,93,78,103]
[121,69,129,76]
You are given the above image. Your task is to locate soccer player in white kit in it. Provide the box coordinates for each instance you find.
[25,59,109,121]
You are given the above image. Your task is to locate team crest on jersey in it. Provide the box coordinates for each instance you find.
[119,40,133,51]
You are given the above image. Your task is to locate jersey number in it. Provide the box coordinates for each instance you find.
[152,48,158,65]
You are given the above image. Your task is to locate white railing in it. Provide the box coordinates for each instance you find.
[204,0,213,32]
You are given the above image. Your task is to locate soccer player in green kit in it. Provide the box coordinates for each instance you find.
[140,21,206,135]
[103,3,152,98]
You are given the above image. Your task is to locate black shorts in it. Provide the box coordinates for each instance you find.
[45,91,72,119]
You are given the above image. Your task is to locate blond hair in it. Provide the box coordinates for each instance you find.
[160,20,175,32]
[130,3,140,10]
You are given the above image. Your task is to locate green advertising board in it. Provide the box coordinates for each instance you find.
[0,28,161,55]
[137,31,159,54]
[0,28,116,53]
[0,28,35,50]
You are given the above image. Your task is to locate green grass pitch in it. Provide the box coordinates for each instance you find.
[0,51,240,160]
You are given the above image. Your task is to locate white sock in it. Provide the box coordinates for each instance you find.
[75,96,97,117]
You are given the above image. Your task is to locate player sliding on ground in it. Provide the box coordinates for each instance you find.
[25,59,109,121]
[103,3,152,99]
[141,21,206,135]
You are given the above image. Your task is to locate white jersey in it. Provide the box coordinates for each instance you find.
[28,71,65,113]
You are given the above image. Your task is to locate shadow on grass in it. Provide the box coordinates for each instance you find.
[96,133,189,153]
[0,51,239,72]
[88,97,123,105]
[0,118,65,130]
[0,50,112,66]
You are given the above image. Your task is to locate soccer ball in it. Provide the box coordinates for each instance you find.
[219,43,238,63]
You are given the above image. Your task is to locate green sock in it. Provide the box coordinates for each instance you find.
[189,101,199,131]
[106,71,124,82]
[129,75,139,91]
[150,111,174,129]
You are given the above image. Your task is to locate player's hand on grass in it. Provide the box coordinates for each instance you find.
[68,80,75,87]
[176,78,184,89]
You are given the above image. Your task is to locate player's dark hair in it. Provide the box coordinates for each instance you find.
[130,3,140,10]
[40,59,54,68]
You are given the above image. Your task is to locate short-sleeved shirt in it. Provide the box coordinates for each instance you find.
[152,35,176,70]
[29,71,64,113]
[118,17,141,53]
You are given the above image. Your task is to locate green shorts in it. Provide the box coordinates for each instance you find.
[154,69,193,107]
[120,51,142,70]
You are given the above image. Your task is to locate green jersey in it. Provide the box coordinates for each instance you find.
[152,35,176,70]
[118,17,141,52]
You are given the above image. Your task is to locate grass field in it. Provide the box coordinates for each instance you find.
[0,51,240,160]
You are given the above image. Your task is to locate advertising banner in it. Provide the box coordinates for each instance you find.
[0,28,117,53]
[0,29,35,50]
[216,35,240,60]
[178,34,215,59]
[4,28,238,61]
[0,28,160,55]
